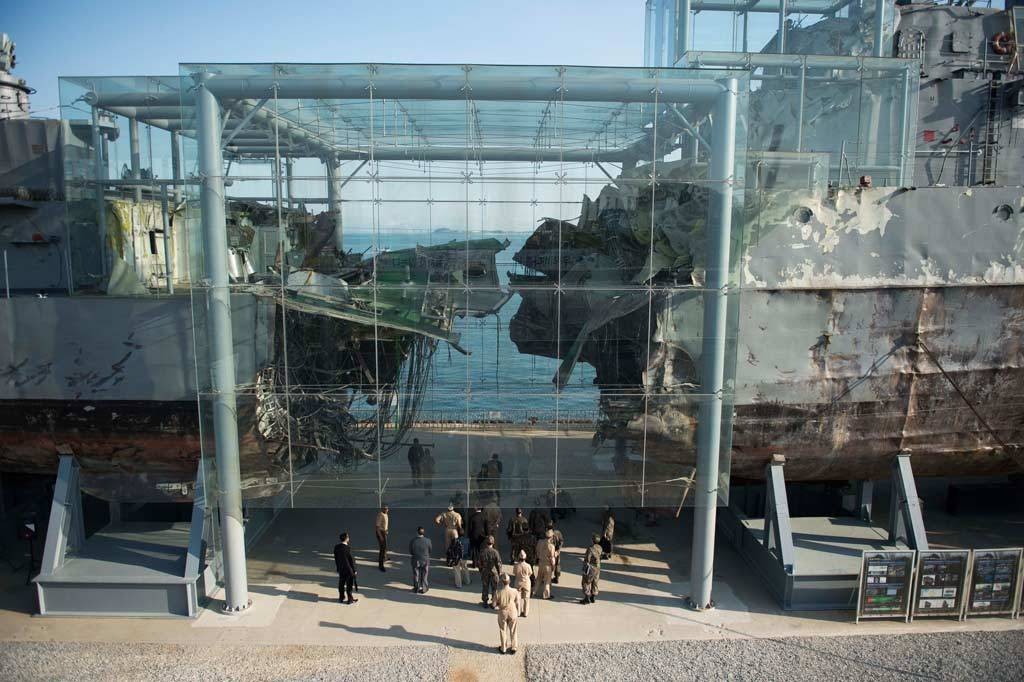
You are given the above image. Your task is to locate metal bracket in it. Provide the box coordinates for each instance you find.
[222,95,271,148]
[889,452,929,550]
[856,480,874,522]
[38,455,86,576]
[668,104,710,151]
[763,457,796,575]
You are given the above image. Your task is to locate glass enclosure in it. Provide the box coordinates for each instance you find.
[644,0,897,63]
[51,56,918,522]
[58,76,183,295]
[172,63,748,512]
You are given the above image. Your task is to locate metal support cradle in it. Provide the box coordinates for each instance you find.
[763,457,795,574]
[34,456,212,617]
[889,451,929,550]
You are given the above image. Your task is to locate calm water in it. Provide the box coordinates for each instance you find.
[344,229,599,419]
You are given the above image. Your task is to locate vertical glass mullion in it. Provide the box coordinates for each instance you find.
[641,82,661,510]
[271,84,296,509]
[463,67,473,509]
[554,67,565,508]
[373,80,386,508]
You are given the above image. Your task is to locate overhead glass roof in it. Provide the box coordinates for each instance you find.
[65,63,740,162]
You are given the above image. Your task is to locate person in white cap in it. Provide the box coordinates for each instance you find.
[434,502,463,552]
[512,549,534,617]
[492,572,521,655]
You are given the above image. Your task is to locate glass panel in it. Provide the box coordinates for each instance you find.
[166,63,745,535]
[58,76,181,295]
[682,0,896,57]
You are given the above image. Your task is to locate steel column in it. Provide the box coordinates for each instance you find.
[170,130,182,206]
[688,77,738,610]
[644,0,656,67]
[285,158,294,210]
[325,156,344,252]
[664,0,678,66]
[778,0,787,54]
[679,0,691,61]
[91,106,109,276]
[897,65,912,186]
[654,0,666,67]
[873,0,887,58]
[194,71,250,613]
[796,59,806,152]
[129,117,142,203]
[160,184,174,294]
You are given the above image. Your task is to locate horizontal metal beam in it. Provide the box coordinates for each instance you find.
[101,105,186,119]
[88,71,726,107]
[224,145,627,162]
[686,52,914,72]
[207,74,725,104]
[688,0,854,12]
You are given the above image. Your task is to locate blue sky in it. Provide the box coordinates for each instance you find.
[9,0,646,115]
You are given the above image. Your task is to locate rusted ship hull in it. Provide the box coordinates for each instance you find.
[511,186,1024,481]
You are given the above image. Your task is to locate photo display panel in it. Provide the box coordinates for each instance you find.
[856,550,916,622]
[966,548,1022,618]
[911,550,969,620]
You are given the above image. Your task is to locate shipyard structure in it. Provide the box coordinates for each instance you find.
[0,1,1022,616]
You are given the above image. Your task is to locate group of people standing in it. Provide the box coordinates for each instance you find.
[334,497,618,655]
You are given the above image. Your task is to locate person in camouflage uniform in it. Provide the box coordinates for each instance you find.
[506,508,532,563]
[600,506,615,559]
[579,533,602,604]
[477,535,503,608]
[548,521,564,584]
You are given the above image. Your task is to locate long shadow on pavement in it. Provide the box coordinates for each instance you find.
[318,622,497,654]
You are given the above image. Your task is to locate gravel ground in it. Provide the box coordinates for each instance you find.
[525,631,1024,682]
[2,631,1022,681]
[0,641,448,682]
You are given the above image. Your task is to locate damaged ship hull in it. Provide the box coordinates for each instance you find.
[511,185,1024,481]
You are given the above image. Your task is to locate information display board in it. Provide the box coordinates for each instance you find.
[856,550,916,623]
[911,550,969,620]
[965,548,1022,618]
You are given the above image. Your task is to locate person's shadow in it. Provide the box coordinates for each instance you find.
[318,622,495,653]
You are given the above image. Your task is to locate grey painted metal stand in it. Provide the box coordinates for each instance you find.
[35,456,210,617]
[855,480,874,522]
[39,456,86,576]
[889,452,929,550]
[763,457,795,574]
[720,451,928,610]
[688,77,739,610]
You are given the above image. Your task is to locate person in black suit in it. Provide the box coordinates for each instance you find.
[333,532,358,604]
